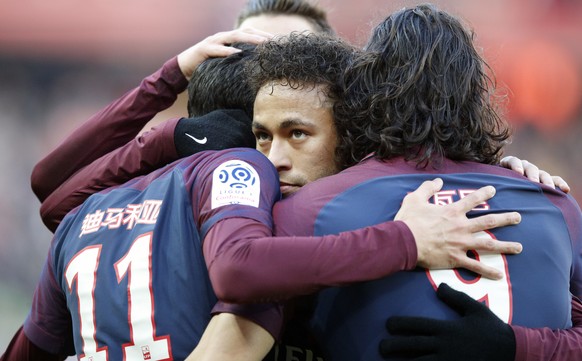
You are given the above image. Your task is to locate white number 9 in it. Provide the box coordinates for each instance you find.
[426,231,513,323]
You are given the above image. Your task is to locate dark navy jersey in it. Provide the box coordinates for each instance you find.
[273,156,582,361]
[24,148,280,360]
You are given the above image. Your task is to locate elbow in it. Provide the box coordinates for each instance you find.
[30,165,49,202]
[208,261,263,304]
[40,191,92,233]
[39,203,61,233]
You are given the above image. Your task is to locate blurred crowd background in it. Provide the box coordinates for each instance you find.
[1,0,581,350]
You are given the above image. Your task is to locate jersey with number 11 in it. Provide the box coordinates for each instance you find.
[24,149,279,360]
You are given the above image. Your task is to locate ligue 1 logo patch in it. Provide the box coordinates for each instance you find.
[211,160,261,209]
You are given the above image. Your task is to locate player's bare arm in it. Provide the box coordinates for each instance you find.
[395,178,522,280]
[185,313,273,361]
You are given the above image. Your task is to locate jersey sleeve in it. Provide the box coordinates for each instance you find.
[22,252,75,356]
[39,109,258,233]
[0,327,67,361]
[211,301,284,340]
[191,149,280,238]
[0,326,66,361]
[203,215,417,303]
[513,296,582,361]
[30,56,187,203]
[39,118,180,232]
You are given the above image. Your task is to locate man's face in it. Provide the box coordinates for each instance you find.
[252,82,340,197]
[238,14,317,35]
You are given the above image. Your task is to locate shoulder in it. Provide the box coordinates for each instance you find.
[177,148,272,171]
[177,148,280,202]
[215,148,273,167]
[177,148,276,184]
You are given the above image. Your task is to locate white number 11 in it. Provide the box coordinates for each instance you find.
[65,232,172,360]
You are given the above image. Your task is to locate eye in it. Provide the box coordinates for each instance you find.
[253,131,272,143]
[291,130,307,139]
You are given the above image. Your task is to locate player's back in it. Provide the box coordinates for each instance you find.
[47,148,272,360]
[273,156,582,361]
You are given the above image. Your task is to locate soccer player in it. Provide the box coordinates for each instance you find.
[265,5,580,360]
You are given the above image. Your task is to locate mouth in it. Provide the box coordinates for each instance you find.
[279,182,300,197]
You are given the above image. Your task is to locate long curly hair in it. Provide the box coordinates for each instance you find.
[334,3,512,169]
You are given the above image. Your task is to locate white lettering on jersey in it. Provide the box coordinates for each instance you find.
[211,160,261,209]
[430,189,490,210]
[426,230,513,323]
[79,200,163,237]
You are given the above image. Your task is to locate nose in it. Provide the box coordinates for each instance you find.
[267,140,292,173]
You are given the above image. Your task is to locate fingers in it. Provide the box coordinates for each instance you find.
[500,156,525,176]
[471,235,522,254]
[405,178,444,203]
[500,156,544,184]
[395,179,444,223]
[379,335,436,358]
[226,27,274,43]
[553,176,570,193]
[203,28,273,58]
[500,156,567,192]
[538,170,555,189]
[201,28,273,57]
[436,283,483,315]
[521,162,559,190]
[448,224,522,279]
[526,168,571,193]
[452,232,521,279]
[450,185,496,214]
[467,211,521,233]
[211,27,273,46]
[454,256,505,280]
[177,27,273,79]
[381,315,444,358]
[461,214,522,279]
[520,160,541,182]
[386,316,441,335]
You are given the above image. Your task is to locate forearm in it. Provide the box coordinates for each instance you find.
[513,296,582,361]
[205,217,416,303]
[211,302,284,341]
[40,118,180,232]
[39,109,256,232]
[31,56,187,202]
[185,313,274,361]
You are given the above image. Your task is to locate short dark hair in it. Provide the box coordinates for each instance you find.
[246,33,357,167]
[236,0,334,35]
[187,43,256,118]
[336,3,511,167]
